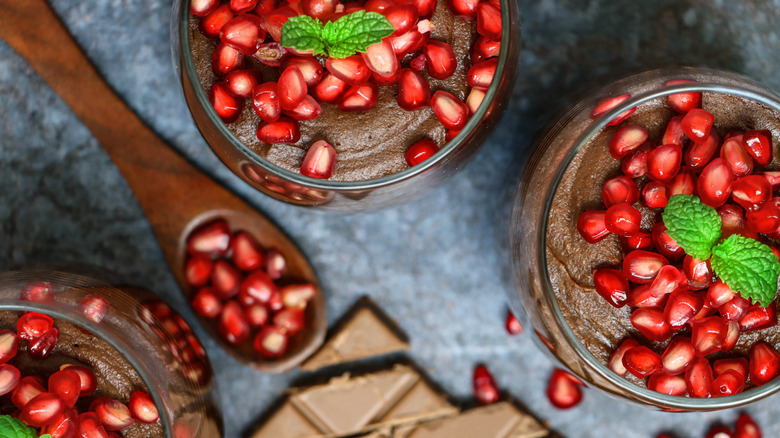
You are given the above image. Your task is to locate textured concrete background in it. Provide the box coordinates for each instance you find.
[1,0,780,437]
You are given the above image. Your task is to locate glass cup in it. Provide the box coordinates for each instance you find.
[172,0,521,210]
[0,267,222,436]
[509,67,780,410]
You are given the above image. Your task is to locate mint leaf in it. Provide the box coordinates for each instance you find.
[321,10,394,58]
[711,234,780,307]
[661,194,721,260]
[0,415,39,438]
[280,16,326,56]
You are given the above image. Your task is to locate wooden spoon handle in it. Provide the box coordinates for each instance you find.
[0,0,244,270]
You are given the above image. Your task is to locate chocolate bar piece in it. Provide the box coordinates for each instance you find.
[301,300,409,371]
[394,403,549,438]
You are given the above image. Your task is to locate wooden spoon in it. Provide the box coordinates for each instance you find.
[0,0,326,372]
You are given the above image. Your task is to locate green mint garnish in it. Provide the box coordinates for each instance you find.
[661,194,722,260]
[711,234,780,307]
[0,415,48,438]
[280,10,394,59]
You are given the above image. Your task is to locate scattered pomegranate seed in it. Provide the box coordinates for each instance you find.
[388,30,428,57]
[761,171,780,190]
[686,131,721,171]
[252,82,281,122]
[739,302,778,332]
[651,223,683,261]
[29,328,59,359]
[185,256,214,287]
[713,357,749,379]
[273,308,306,335]
[722,135,754,178]
[253,325,289,357]
[431,91,469,131]
[278,66,308,111]
[466,59,497,90]
[592,268,629,308]
[621,231,653,252]
[245,304,270,328]
[0,363,20,396]
[209,81,243,123]
[383,4,418,36]
[77,412,110,438]
[311,72,348,104]
[691,316,728,356]
[325,55,371,86]
[41,408,77,438]
[706,426,734,438]
[718,204,746,237]
[472,365,500,404]
[218,300,251,345]
[405,140,439,166]
[742,130,773,167]
[734,413,762,438]
[302,0,337,19]
[661,336,694,375]
[60,365,97,397]
[546,369,583,409]
[191,0,220,16]
[609,125,648,159]
[590,94,635,126]
[219,14,266,55]
[224,69,259,99]
[423,41,457,80]
[685,357,714,398]
[199,5,235,39]
[129,391,159,424]
[749,341,780,387]
[648,372,687,396]
[576,211,610,244]
[682,255,712,290]
[472,36,501,62]
[681,108,714,141]
[666,171,696,197]
[698,158,734,208]
[48,369,81,408]
[630,308,671,342]
[609,338,640,377]
[661,115,686,146]
[446,0,479,19]
[745,200,780,234]
[266,248,287,280]
[475,2,501,39]
[79,294,110,324]
[414,0,437,18]
[339,82,379,111]
[188,220,232,257]
[664,289,703,328]
[642,181,669,208]
[665,79,701,114]
[258,5,297,42]
[647,144,683,183]
[623,250,669,284]
[12,376,45,409]
[627,284,669,308]
[90,397,135,431]
[257,116,301,143]
[601,176,639,208]
[505,310,523,335]
[18,312,54,341]
[20,392,66,427]
[623,345,662,378]
[301,140,337,179]
[721,294,751,321]
[731,175,772,211]
[712,369,745,397]
[211,260,243,299]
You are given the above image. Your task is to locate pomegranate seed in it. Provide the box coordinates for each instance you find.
[576,211,609,244]
[129,391,159,424]
[719,204,746,237]
[279,284,316,310]
[609,125,648,159]
[465,87,486,114]
[191,287,223,318]
[191,0,220,16]
[185,256,213,287]
[231,232,265,271]
[472,365,500,404]
[466,58,497,90]
[684,357,714,398]
[423,41,457,80]
[446,0,479,19]
[592,268,629,308]
[219,14,265,55]
[274,308,306,335]
[682,256,712,290]
[505,310,523,335]
[642,181,669,208]
[667,171,696,197]
[665,79,701,113]
[746,200,780,234]
[20,281,54,302]
[721,135,754,178]
[721,294,751,321]
[605,203,641,237]
[60,365,97,397]
[713,357,749,378]
[661,336,695,375]
[383,4,418,36]
[199,5,234,38]
[78,412,109,438]
[623,250,669,284]
[388,30,428,57]
[650,265,684,297]
[627,284,669,308]
[735,413,762,438]
[258,5,297,42]
[397,68,431,111]
[608,338,640,377]
[28,325,58,359]
[410,53,427,71]
[278,66,308,111]
[47,369,81,408]
[339,82,379,111]
[79,294,110,324]
[691,316,728,356]
[591,94,635,126]
[41,408,77,438]
[711,369,745,397]
[302,0,337,19]
[405,140,439,166]
[651,223,683,261]
[301,140,337,179]
[282,57,324,87]
[266,248,287,279]
[661,115,686,146]
[431,91,468,130]
[476,1,501,39]
[224,69,259,99]
[413,0,437,18]
[18,311,54,341]
[209,81,242,123]
[546,369,583,409]
[647,144,683,183]
[601,176,639,208]
[325,55,371,86]
[21,392,66,427]
[698,158,734,208]
[311,72,348,104]
[245,304,270,327]
[211,260,242,299]
[631,307,671,342]
[681,108,714,141]
[750,341,780,386]
[664,289,703,329]
[218,301,250,345]
[0,363,20,396]
[731,175,772,211]
[472,36,500,61]
[90,397,135,431]
[363,42,400,82]
[648,372,687,396]
[743,130,773,167]
[686,131,721,171]
[188,219,231,257]
[722,320,740,352]
[739,302,777,332]
[252,82,281,122]
[623,345,662,378]
[621,231,653,252]
[257,116,301,143]
[254,325,289,357]
[0,330,18,364]
[706,426,734,438]
[239,271,277,305]
[761,171,780,190]
[284,95,322,121]
[252,41,286,66]
[12,376,45,409]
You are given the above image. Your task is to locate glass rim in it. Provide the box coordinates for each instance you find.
[538,69,780,410]
[176,0,517,191]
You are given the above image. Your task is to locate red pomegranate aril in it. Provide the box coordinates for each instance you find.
[651,223,684,261]
[698,158,734,208]
[609,125,648,159]
[592,268,629,308]
[682,255,712,290]
[311,72,348,104]
[735,413,762,438]
[339,82,379,111]
[749,341,780,386]
[627,284,668,308]
[259,5,297,42]
[21,392,66,428]
[282,57,324,87]
[605,202,641,237]
[466,59,497,90]
[621,142,651,178]
[661,115,686,147]
[711,369,745,397]
[706,427,733,438]
[647,144,682,183]
[18,311,54,341]
[691,316,728,356]
[29,328,59,359]
[722,320,740,352]
[362,41,400,79]
[388,30,428,57]
[325,55,371,86]
[446,0,479,19]
[601,176,640,208]
[48,369,81,408]
[642,181,669,208]
[472,365,500,404]
[254,325,289,357]
[257,117,301,143]
[192,287,223,319]
[713,357,749,378]
[681,108,714,141]
[546,369,583,409]
[431,91,468,130]
[746,200,780,234]
[225,68,260,99]
[266,248,287,280]
[285,95,322,121]
[505,310,523,335]
[252,82,281,122]
[685,357,713,398]
[664,289,703,328]
[90,397,134,431]
[719,203,746,237]
[410,53,427,71]
[731,175,772,211]
[231,232,265,271]
[423,41,457,80]
[211,260,242,299]
[405,140,439,166]
[188,220,231,257]
[665,79,701,114]
[77,412,109,438]
[12,376,45,409]
[365,0,395,13]
[623,250,669,284]
[667,172,696,197]
[245,304,270,328]
[199,5,234,38]
[648,372,687,396]
[742,129,772,167]
[278,66,308,111]
[466,87,486,114]
[661,336,694,375]
[274,308,306,335]
[60,365,96,397]
[383,4,418,36]
[413,0,437,18]
[20,281,54,303]
[239,271,277,305]
[686,131,721,171]
[475,1,501,39]
[218,301,251,345]
[621,231,653,252]
[722,135,754,178]
[219,14,265,55]
[129,391,159,424]
[739,302,778,332]
[185,256,213,287]
[609,338,640,377]
[302,0,337,19]
[80,294,110,325]
[301,140,337,179]
[397,68,431,111]
[631,307,671,342]
[0,330,18,364]
[591,94,635,126]
[42,408,77,438]
[650,265,684,298]
[0,363,19,397]
[209,81,242,123]
[472,36,500,61]
[623,345,662,378]
[761,171,780,190]
[191,0,220,16]
[721,294,751,321]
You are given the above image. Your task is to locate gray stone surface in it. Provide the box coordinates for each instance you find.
[1,0,780,437]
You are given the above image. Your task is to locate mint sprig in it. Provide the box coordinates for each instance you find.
[0,415,50,438]
[661,194,721,260]
[711,234,780,307]
[280,10,394,59]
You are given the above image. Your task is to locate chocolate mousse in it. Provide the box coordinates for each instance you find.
[545,92,780,385]
[189,1,479,182]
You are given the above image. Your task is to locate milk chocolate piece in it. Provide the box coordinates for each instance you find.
[250,401,323,438]
[301,299,409,371]
[393,403,549,438]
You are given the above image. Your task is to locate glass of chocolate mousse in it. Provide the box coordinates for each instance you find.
[509,67,780,410]
[173,0,520,209]
[0,268,222,437]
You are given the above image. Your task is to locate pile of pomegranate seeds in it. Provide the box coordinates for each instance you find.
[184,219,316,359]
[577,82,780,398]
[192,0,502,178]
[0,313,159,437]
